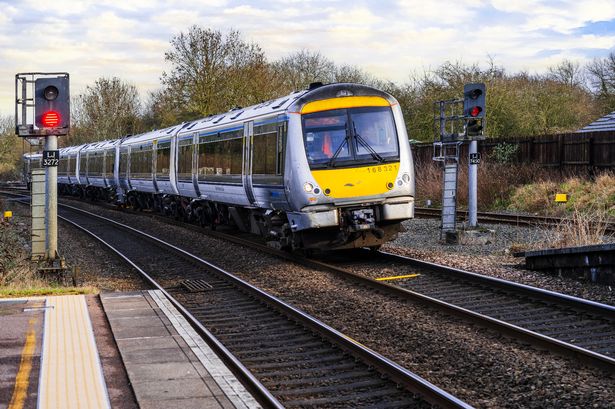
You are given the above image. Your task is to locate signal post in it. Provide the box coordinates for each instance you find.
[15,72,70,263]
[433,83,487,243]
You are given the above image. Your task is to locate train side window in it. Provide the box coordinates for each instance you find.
[131,145,153,179]
[253,122,278,175]
[156,140,171,179]
[104,149,114,176]
[80,154,87,177]
[119,147,129,176]
[177,139,193,181]
[197,129,243,179]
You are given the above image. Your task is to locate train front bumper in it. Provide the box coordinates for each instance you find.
[289,196,414,232]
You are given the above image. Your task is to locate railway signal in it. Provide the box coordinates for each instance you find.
[15,72,70,264]
[35,76,70,132]
[463,83,485,137]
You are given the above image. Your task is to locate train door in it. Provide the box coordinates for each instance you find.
[242,121,257,205]
[191,132,200,197]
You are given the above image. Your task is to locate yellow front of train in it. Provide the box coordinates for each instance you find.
[286,83,415,250]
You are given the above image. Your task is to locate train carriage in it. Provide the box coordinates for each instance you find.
[24,82,415,251]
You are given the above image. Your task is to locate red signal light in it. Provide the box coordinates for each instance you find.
[469,106,482,117]
[41,111,61,127]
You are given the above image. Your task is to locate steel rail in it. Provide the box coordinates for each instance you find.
[1,192,284,409]
[5,189,613,373]
[415,207,615,233]
[290,250,615,373]
[25,196,473,409]
[96,203,615,374]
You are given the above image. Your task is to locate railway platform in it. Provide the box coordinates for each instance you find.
[0,291,260,409]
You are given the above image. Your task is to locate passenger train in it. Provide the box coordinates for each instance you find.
[23,83,415,250]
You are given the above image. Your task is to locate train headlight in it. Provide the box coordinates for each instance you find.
[304,182,314,193]
[402,173,411,183]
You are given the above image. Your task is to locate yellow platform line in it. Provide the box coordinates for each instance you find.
[8,317,37,409]
[376,273,420,281]
[38,295,110,409]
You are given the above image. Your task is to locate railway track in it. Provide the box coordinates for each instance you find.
[68,194,614,374]
[4,188,615,374]
[87,200,615,373]
[315,250,615,372]
[414,207,615,234]
[2,190,471,409]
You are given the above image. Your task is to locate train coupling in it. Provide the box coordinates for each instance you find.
[346,208,375,233]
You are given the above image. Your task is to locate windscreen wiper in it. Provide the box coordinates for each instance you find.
[326,126,350,168]
[353,122,384,163]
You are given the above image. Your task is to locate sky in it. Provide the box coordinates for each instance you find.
[1,0,614,116]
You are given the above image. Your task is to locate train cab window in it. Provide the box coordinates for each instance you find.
[302,110,350,167]
[350,107,399,161]
[302,106,398,168]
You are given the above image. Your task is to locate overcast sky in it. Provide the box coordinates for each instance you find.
[1,0,614,116]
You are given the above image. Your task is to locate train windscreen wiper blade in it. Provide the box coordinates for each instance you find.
[353,122,384,163]
[326,134,350,168]
[326,124,350,168]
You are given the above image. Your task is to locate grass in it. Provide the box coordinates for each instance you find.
[541,205,613,249]
[0,210,99,298]
[414,159,550,210]
[0,286,98,298]
[508,172,615,217]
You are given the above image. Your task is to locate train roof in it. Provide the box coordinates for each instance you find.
[40,83,396,153]
[81,139,120,152]
[120,123,193,146]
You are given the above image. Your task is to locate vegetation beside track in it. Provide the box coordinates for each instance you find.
[0,199,98,298]
[508,172,615,217]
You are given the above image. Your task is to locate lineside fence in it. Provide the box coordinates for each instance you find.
[411,131,615,173]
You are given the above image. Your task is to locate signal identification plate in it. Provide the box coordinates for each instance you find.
[42,150,59,167]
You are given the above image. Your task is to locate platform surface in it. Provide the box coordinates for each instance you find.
[0,295,110,409]
[0,298,45,409]
[100,290,260,409]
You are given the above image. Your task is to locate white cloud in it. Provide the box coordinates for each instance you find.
[0,0,614,115]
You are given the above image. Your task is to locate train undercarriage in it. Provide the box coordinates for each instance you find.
[59,183,404,251]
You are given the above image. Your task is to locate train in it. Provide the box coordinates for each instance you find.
[23,82,415,251]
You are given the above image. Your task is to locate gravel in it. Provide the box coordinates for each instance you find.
[7,201,147,292]
[386,218,615,305]
[56,199,615,408]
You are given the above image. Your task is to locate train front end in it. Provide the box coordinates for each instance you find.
[285,83,415,250]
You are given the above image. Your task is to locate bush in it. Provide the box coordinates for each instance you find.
[491,142,519,164]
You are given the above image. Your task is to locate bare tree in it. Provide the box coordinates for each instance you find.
[586,52,615,113]
[0,115,23,179]
[158,26,273,123]
[547,59,585,88]
[273,49,336,91]
[70,77,142,145]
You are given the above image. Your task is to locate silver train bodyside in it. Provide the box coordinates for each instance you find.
[23,83,415,250]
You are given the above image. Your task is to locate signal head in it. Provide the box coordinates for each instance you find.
[35,76,70,132]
